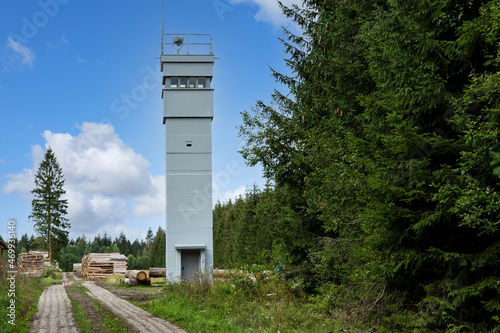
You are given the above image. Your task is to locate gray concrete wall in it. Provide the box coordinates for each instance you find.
[161,54,214,281]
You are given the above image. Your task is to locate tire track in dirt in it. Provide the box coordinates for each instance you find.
[62,272,81,285]
[29,283,79,333]
[83,281,187,333]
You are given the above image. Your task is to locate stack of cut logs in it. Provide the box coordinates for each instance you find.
[17,251,50,277]
[81,253,128,279]
[149,267,166,277]
[73,263,82,272]
[121,270,151,286]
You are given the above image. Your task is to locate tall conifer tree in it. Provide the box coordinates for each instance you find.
[150,227,166,267]
[238,0,500,328]
[29,147,70,262]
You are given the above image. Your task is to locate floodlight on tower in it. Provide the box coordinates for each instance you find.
[172,36,184,54]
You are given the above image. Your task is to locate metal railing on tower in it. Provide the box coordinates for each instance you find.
[161,33,213,55]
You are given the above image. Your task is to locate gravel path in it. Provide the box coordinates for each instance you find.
[29,283,79,333]
[83,281,187,333]
[62,272,81,285]
[30,273,186,333]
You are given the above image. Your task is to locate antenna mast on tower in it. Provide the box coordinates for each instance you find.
[161,0,165,55]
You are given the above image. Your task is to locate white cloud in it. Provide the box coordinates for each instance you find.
[2,144,43,197]
[76,55,87,63]
[214,185,247,204]
[2,168,35,195]
[1,122,164,236]
[133,174,165,218]
[1,122,252,239]
[6,37,35,68]
[47,34,69,49]
[230,0,303,28]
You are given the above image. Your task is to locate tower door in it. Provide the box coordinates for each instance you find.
[181,250,200,281]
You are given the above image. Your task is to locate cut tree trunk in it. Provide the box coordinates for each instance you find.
[123,277,139,286]
[124,270,147,281]
[148,267,166,278]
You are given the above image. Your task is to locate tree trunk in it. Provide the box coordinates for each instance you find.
[140,278,151,286]
[48,228,52,263]
[122,278,139,286]
[148,267,166,277]
[124,270,147,281]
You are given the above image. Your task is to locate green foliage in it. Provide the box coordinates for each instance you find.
[150,227,166,268]
[232,0,500,330]
[42,265,62,280]
[0,258,53,332]
[127,249,150,270]
[65,282,129,332]
[214,184,280,269]
[143,272,345,332]
[59,244,83,272]
[29,147,70,263]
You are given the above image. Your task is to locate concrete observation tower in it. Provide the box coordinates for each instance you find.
[160,33,214,281]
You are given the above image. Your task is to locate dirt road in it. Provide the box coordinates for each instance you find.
[83,281,186,333]
[30,272,186,333]
[29,283,79,333]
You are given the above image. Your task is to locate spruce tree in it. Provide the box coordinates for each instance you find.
[238,0,500,328]
[150,227,166,267]
[29,147,70,262]
[145,227,154,255]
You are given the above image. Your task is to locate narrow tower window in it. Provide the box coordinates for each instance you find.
[197,77,206,88]
[170,77,179,88]
[180,77,187,88]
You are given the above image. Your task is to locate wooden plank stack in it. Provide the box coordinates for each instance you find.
[81,253,128,279]
[18,251,50,277]
[108,253,128,274]
[73,263,82,272]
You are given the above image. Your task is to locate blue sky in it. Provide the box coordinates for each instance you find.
[0,0,301,242]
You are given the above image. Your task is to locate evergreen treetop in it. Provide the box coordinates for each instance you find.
[29,147,70,262]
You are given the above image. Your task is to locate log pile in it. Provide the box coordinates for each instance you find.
[125,269,147,281]
[122,277,139,286]
[81,253,128,279]
[17,251,50,277]
[73,263,82,272]
[121,270,151,286]
[149,267,166,277]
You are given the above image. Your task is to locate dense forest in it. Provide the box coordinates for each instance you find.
[1,227,167,272]
[215,0,500,331]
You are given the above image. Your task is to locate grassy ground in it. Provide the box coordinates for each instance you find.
[103,270,377,332]
[0,260,62,333]
[65,282,129,333]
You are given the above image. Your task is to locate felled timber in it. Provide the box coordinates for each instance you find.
[121,277,139,286]
[141,278,151,286]
[148,267,166,278]
[124,270,147,281]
